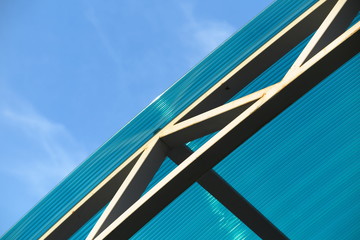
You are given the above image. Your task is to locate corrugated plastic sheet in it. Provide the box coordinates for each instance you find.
[186,31,314,151]
[127,53,360,240]
[129,24,359,240]
[132,183,262,240]
[214,53,360,239]
[4,0,359,239]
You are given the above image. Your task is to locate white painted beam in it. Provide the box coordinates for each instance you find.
[161,85,274,147]
[283,0,359,79]
[95,22,360,240]
[175,0,338,121]
[87,138,168,239]
[40,1,347,238]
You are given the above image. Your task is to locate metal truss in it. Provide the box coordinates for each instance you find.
[40,0,359,239]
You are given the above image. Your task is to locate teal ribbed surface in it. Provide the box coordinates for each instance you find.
[215,54,360,239]
[4,0,359,239]
[133,184,262,240]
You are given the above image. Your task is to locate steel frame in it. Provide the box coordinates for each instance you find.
[40,0,359,239]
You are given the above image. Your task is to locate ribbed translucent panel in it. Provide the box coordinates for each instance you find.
[187,31,313,151]
[132,183,262,240]
[214,54,360,239]
[71,14,359,239]
[229,33,314,101]
[9,0,357,239]
[72,52,360,240]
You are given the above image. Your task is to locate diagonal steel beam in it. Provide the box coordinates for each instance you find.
[42,155,139,240]
[40,1,353,239]
[299,0,359,65]
[161,85,273,147]
[95,21,360,240]
[284,0,359,77]
[168,145,289,240]
[177,0,338,121]
[87,138,168,239]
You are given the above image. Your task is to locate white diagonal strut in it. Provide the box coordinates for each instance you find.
[95,22,359,239]
[91,1,359,238]
[87,138,168,239]
[39,1,359,239]
[283,0,359,80]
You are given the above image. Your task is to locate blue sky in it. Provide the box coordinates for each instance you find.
[0,0,273,235]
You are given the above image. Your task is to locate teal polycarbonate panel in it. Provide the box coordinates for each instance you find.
[70,184,263,240]
[73,16,358,240]
[214,53,360,239]
[228,33,313,101]
[72,53,359,240]
[69,158,177,239]
[187,30,313,152]
[132,183,261,240]
[1,0,321,239]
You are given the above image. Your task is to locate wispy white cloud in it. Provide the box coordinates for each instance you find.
[84,6,123,67]
[0,85,86,196]
[191,21,235,54]
[179,3,236,63]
